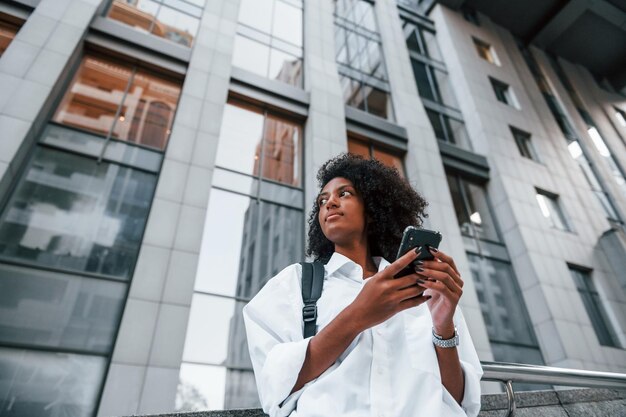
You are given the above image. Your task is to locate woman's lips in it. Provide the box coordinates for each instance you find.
[326,213,342,222]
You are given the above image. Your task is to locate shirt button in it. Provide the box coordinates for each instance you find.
[376,328,383,335]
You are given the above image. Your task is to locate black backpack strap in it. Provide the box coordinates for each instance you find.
[300,261,325,338]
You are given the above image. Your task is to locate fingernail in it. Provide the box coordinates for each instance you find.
[416,278,425,284]
[415,260,424,265]
[414,247,421,255]
[429,247,439,253]
[415,267,425,273]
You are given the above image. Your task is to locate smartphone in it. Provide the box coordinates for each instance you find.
[394,226,442,278]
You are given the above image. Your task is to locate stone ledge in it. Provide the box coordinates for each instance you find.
[129,388,626,417]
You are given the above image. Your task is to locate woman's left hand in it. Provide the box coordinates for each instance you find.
[415,247,464,338]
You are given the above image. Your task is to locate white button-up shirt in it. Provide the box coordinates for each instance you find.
[243,252,483,417]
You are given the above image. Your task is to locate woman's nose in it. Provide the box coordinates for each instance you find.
[326,194,339,208]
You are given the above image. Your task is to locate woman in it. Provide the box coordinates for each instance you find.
[243,153,482,417]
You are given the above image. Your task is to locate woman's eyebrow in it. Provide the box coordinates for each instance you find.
[319,185,353,196]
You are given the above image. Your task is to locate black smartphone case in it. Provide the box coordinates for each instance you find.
[394,226,442,277]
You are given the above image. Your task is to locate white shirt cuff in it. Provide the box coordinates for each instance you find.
[459,360,482,417]
[261,336,313,417]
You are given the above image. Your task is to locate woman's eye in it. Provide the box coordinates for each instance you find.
[341,190,351,197]
[318,198,327,206]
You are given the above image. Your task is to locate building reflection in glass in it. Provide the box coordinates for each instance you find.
[53,54,182,150]
[177,100,304,411]
[107,0,203,47]
[0,147,157,279]
[0,14,22,57]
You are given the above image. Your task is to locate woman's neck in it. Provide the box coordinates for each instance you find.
[335,241,378,279]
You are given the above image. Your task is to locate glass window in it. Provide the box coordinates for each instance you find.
[569,267,620,348]
[193,189,303,297]
[535,189,570,231]
[426,109,471,150]
[177,362,259,411]
[489,77,518,108]
[348,136,405,176]
[53,54,181,150]
[334,0,393,120]
[467,254,543,362]
[107,0,203,47]
[511,127,539,161]
[0,347,107,417]
[0,147,157,279]
[0,264,126,353]
[615,107,626,128]
[473,37,499,65]
[446,174,500,242]
[215,101,302,187]
[0,14,22,57]
[234,0,303,87]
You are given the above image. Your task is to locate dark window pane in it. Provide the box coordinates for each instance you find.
[0,347,106,417]
[0,264,125,353]
[426,109,445,140]
[569,268,620,347]
[341,76,366,111]
[405,26,422,54]
[462,181,499,242]
[194,189,303,297]
[421,29,442,61]
[468,254,538,347]
[364,86,393,119]
[446,174,472,235]
[411,60,436,101]
[0,147,156,279]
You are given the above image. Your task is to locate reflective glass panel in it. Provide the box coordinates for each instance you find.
[260,113,302,186]
[0,147,157,279]
[446,117,471,150]
[53,55,132,137]
[433,67,458,108]
[269,49,303,87]
[446,174,472,236]
[183,294,250,368]
[0,347,106,417]
[238,0,272,33]
[194,189,303,297]
[421,29,442,62]
[372,147,405,177]
[468,254,538,347]
[272,1,303,46]
[347,137,370,159]
[0,16,21,57]
[215,102,303,186]
[364,86,393,120]
[215,102,265,177]
[232,35,270,78]
[152,5,199,47]
[108,0,160,34]
[117,70,181,149]
[462,181,499,242]
[535,192,569,231]
[177,363,260,411]
[0,264,125,353]
[570,268,620,347]
[411,60,436,102]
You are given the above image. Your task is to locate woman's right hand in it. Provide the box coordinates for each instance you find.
[348,249,430,332]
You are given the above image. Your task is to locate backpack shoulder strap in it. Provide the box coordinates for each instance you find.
[300,261,325,338]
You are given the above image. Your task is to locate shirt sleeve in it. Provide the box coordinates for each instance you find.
[455,308,484,417]
[243,264,311,417]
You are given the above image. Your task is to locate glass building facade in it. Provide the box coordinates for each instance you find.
[0,0,625,415]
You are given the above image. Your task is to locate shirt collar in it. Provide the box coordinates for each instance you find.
[325,252,391,282]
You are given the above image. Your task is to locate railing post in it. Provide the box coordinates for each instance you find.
[504,380,516,417]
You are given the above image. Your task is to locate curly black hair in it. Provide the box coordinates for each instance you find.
[307,153,428,263]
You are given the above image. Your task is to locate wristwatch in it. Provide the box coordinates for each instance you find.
[432,327,459,348]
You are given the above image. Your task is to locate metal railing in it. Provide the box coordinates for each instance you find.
[481,361,626,416]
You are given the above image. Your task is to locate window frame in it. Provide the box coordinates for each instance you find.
[568,265,621,348]
[510,126,540,162]
[534,188,572,232]
[472,37,499,66]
